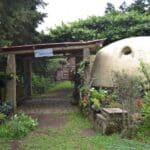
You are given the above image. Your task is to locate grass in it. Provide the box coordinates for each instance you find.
[18,112,150,150]
[0,113,38,139]
[0,111,150,150]
[32,80,74,96]
[0,139,10,150]
[48,81,74,92]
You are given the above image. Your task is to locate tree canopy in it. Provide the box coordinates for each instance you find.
[105,2,116,14]
[39,1,149,45]
[0,0,46,47]
[44,11,150,44]
[128,0,150,14]
[0,0,150,47]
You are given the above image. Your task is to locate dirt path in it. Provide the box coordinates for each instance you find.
[18,89,78,114]
[11,89,95,150]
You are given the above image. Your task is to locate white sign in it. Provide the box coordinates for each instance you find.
[34,48,53,58]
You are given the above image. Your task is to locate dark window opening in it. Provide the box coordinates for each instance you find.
[122,46,132,55]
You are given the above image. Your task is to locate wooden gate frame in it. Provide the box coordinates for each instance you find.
[0,39,106,111]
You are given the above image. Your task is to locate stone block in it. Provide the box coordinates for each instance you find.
[95,108,128,134]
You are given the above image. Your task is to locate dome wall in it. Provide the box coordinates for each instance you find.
[91,36,150,87]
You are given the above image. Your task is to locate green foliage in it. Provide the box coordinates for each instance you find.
[141,91,150,122]
[16,112,150,150]
[32,73,51,95]
[128,0,150,14]
[0,102,13,116]
[32,58,65,78]
[89,88,121,110]
[80,86,89,94]
[113,72,144,137]
[105,2,116,14]
[136,61,150,139]
[91,98,101,109]
[137,91,150,140]
[32,58,68,94]
[89,89,109,110]
[0,113,38,138]
[44,11,150,45]
[140,62,150,89]
[0,0,46,46]
[32,73,73,95]
[142,91,150,115]
[113,72,143,101]
[48,81,73,92]
[79,100,88,109]
[0,72,14,81]
[0,113,6,123]
[90,89,108,101]
[0,138,10,150]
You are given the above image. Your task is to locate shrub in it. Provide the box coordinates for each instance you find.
[0,102,13,116]
[0,113,38,138]
[140,62,150,89]
[113,72,143,138]
[142,91,150,118]
[0,113,6,124]
[137,91,150,136]
[90,89,103,110]
[32,73,51,95]
[90,89,108,101]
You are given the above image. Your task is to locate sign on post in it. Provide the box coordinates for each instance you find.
[34,48,53,58]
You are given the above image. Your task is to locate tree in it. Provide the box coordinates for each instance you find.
[119,1,128,13]
[105,2,116,14]
[0,0,46,47]
[128,0,150,14]
[44,11,150,45]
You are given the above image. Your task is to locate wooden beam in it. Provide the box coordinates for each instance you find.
[83,48,91,87]
[6,54,16,112]
[0,44,101,55]
[0,39,106,54]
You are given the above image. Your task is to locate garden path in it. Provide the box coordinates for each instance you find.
[18,89,78,114]
[10,88,95,150]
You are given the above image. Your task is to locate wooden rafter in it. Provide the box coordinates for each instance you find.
[0,39,106,55]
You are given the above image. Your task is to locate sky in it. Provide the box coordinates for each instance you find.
[37,0,134,32]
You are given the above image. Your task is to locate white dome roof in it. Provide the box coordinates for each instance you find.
[91,36,150,87]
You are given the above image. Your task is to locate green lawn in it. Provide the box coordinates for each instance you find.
[48,81,74,92]
[0,139,10,150]
[15,112,150,150]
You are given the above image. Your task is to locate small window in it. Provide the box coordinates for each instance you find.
[122,46,132,55]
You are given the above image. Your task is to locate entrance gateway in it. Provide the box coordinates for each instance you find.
[0,39,105,112]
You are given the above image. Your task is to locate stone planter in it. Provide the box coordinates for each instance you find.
[95,108,128,134]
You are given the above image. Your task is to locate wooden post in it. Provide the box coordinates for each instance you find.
[83,48,90,87]
[6,54,16,112]
[71,54,82,104]
[23,59,32,98]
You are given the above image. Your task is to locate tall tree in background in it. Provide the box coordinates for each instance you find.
[128,0,150,14]
[105,2,116,14]
[119,1,128,13]
[0,0,46,47]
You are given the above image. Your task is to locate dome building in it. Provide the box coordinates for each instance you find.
[91,36,150,87]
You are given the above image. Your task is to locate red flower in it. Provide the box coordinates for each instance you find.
[135,99,143,107]
[82,95,89,101]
